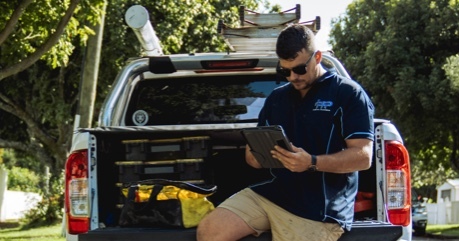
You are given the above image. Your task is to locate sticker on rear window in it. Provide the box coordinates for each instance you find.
[132,110,149,126]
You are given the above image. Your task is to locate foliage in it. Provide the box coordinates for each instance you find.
[5,166,41,193]
[330,0,459,199]
[0,0,106,71]
[1,146,44,174]
[444,55,459,92]
[1,150,42,193]
[20,171,64,228]
[0,0,107,177]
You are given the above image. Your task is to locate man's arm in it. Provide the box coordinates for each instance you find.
[271,138,373,173]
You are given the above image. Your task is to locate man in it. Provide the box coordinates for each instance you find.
[197,24,374,241]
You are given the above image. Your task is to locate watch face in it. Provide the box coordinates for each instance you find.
[308,165,317,172]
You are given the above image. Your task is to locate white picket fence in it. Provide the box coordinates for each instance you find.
[0,168,42,222]
[426,202,459,225]
[0,190,42,221]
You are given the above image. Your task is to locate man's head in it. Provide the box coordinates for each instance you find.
[275,24,324,96]
[276,24,316,60]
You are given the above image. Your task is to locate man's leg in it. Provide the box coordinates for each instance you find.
[196,207,256,241]
[197,188,270,241]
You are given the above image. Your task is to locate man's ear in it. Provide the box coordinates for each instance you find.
[315,50,322,64]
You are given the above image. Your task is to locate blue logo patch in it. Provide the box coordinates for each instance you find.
[313,99,333,111]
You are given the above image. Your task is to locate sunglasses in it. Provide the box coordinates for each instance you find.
[276,51,318,77]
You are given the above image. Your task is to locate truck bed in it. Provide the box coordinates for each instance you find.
[80,126,393,240]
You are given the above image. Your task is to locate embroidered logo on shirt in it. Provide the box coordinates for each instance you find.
[313,99,333,111]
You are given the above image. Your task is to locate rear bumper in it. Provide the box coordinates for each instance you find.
[77,221,402,241]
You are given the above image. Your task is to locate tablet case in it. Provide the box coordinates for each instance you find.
[241,125,292,168]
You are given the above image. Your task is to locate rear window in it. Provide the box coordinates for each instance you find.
[125,74,288,126]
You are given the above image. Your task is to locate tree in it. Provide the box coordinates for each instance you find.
[0,0,263,176]
[0,0,106,174]
[329,0,459,197]
[443,54,459,173]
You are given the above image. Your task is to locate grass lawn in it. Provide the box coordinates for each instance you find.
[427,224,459,237]
[0,222,65,241]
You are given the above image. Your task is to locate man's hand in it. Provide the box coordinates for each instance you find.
[271,138,373,173]
[271,143,310,172]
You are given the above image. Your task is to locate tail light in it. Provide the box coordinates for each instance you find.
[385,140,411,226]
[65,149,90,234]
[196,59,262,73]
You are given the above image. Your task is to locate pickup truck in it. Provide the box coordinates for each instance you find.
[64,5,412,241]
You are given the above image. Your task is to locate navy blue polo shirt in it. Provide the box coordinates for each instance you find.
[250,71,374,231]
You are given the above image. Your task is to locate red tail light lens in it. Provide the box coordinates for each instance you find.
[385,141,411,226]
[65,150,90,234]
[201,59,258,69]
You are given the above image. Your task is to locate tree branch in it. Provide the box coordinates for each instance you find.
[0,138,29,151]
[0,138,53,169]
[0,0,33,45]
[0,0,81,81]
[0,92,22,115]
[0,92,62,158]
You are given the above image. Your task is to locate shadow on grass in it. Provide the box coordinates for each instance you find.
[0,222,20,229]
[0,222,21,235]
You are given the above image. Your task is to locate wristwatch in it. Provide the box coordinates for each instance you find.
[308,155,318,172]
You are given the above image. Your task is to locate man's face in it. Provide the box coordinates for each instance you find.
[278,49,319,93]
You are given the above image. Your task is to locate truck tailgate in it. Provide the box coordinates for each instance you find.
[78,221,402,241]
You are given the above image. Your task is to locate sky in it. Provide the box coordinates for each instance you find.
[263,0,354,50]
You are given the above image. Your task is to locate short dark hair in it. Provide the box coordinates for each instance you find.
[276,24,316,60]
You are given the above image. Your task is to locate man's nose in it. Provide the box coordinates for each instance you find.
[288,71,299,79]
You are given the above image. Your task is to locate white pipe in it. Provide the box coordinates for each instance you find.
[125,5,163,56]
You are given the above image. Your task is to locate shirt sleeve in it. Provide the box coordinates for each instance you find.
[340,79,375,140]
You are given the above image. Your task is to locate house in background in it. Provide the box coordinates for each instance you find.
[426,179,459,225]
[437,179,459,203]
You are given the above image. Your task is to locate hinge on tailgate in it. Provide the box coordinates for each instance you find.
[90,134,97,170]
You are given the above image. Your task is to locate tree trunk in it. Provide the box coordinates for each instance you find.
[77,1,107,128]
[451,129,459,173]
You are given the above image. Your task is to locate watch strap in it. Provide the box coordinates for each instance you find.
[308,155,317,172]
[311,155,317,165]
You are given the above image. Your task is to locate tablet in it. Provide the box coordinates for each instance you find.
[241,125,293,168]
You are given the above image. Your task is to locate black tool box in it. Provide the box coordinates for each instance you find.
[117,136,210,184]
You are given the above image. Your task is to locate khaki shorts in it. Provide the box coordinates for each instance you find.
[218,188,344,241]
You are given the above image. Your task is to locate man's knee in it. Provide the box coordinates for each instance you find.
[196,207,254,241]
[196,210,217,241]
